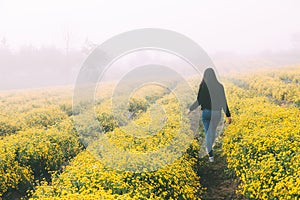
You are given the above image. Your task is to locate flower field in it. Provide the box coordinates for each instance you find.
[0,66,300,199]
[223,82,300,199]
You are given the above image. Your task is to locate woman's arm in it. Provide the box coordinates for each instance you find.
[188,83,202,114]
[221,85,232,124]
[188,100,199,112]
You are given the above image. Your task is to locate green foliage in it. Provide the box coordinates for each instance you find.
[97,112,118,133]
[59,103,79,116]
[23,106,67,129]
[128,98,149,114]
[0,116,22,136]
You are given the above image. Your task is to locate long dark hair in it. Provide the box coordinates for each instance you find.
[201,68,220,86]
[200,68,223,110]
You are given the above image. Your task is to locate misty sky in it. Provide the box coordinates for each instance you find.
[1,0,300,54]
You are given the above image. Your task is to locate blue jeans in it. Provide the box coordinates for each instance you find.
[202,109,221,154]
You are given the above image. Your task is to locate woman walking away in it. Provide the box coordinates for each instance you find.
[187,68,231,162]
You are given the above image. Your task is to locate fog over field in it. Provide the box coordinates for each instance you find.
[0,0,300,90]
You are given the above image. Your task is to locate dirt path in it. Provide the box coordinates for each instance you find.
[196,141,247,200]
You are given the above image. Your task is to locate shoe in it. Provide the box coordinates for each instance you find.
[209,156,214,162]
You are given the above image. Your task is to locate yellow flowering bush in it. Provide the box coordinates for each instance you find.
[30,147,203,199]
[229,65,300,104]
[0,115,22,136]
[0,140,33,196]
[0,123,83,197]
[222,82,300,199]
[22,106,67,129]
[31,92,204,199]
